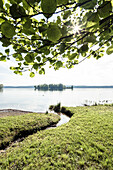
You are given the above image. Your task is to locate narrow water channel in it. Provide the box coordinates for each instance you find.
[46,112,70,130]
[56,113,70,126]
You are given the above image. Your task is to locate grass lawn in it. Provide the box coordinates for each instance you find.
[0,105,113,169]
[0,112,60,149]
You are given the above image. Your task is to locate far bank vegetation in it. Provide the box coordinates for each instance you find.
[34,84,73,91]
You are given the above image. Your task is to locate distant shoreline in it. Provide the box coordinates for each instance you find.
[4,86,34,88]
[3,85,113,89]
[73,86,113,88]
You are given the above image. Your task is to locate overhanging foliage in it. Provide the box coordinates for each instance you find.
[0,0,113,76]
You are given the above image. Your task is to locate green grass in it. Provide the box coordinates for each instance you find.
[0,113,60,149]
[0,105,113,169]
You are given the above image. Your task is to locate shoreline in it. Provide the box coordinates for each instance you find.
[0,109,44,117]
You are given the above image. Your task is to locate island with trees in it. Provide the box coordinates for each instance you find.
[34,84,73,91]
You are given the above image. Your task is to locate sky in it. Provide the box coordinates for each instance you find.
[0,51,113,86]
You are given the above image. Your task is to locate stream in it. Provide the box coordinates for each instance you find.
[56,113,70,126]
[46,112,70,130]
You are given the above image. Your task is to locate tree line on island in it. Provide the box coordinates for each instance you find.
[34,84,73,91]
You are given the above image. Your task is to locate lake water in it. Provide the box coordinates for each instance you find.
[0,88,113,112]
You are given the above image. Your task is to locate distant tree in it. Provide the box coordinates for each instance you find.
[58,83,64,90]
[0,0,113,76]
[37,84,48,90]
[49,84,55,90]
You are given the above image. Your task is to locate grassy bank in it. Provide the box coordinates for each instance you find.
[0,105,113,169]
[0,112,60,149]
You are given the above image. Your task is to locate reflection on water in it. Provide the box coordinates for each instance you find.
[0,88,3,93]
[0,88,113,112]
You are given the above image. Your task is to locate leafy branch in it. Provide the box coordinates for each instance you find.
[78,36,113,64]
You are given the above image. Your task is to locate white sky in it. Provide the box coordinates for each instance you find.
[0,52,113,86]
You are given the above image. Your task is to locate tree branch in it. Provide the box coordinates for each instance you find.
[78,36,113,64]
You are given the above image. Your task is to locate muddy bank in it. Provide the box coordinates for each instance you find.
[0,109,41,117]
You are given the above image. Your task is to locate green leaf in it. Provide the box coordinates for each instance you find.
[61,25,68,37]
[30,72,35,78]
[27,0,36,5]
[59,43,65,54]
[44,49,50,55]
[33,63,39,70]
[42,68,45,74]
[68,53,77,60]
[64,20,71,26]
[1,22,15,38]
[47,24,62,42]
[5,49,10,55]
[86,21,98,29]
[80,44,88,52]
[106,45,113,55]
[39,25,47,33]
[64,35,73,42]
[39,68,45,74]
[55,61,63,69]
[16,54,23,61]
[77,0,97,9]
[0,0,3,9]
[97,1,112,18]
[23,19,31,29]
[57,0,68,5]
[36,56,41,62]
[15,0,22,3]
[15,47,27,53]
[22,0,30,9]
[9,0,22,4]
[0,37,11,47]
[10,66,15,70]
[22,27,35,35]
[84,35,96,43]
[111,0,113,7]
[10,4,26,19]
[31,35,40,40]
[84,12,100,23]
[41,0,57,18]
[39,70,42,74]
[25,54,35,63]
[8,0,18,4]
[57,16,61,24]
[0,16,6,24]
[63,10,71,19]
[0,56,6,61]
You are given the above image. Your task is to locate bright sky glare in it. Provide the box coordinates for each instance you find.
[0,53,113,86]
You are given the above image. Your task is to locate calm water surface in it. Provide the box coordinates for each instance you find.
[0,88,113,112]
